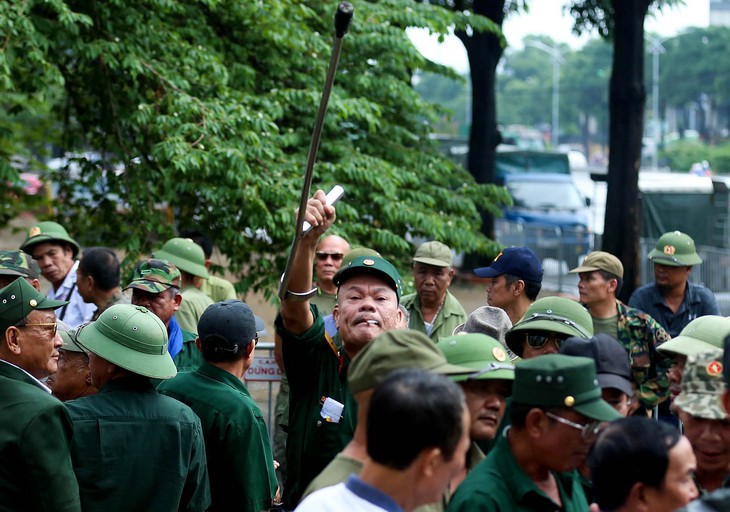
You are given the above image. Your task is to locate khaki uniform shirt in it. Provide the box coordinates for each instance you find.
[176,285,214,333]
[401,290,467,342]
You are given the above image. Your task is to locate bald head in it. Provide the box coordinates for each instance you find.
[315,235,350,293]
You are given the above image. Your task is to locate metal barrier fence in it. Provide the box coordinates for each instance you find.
[245,341,281,441]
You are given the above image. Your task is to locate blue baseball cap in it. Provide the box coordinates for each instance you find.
[474,247,543,283]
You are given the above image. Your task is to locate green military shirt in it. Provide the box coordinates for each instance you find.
[67,375,211,512]
[176,285,214,333]
[447,434,589,512]
[173,327,205,373]
[0,361,81,512]
[158,362,278,512]
[199,275,237,303]
[310,286,337,316]
[275,305,357,509]
[401,290,467,342]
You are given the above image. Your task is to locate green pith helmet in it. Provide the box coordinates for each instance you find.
[648,231,702,267]
[153,238,209,279]
[125,259,182,294]
[437,333,515,383]
[20,221,81,259]
[76,304,177,380]
[657,315,730,357]
[673,349,727,420]
[505,297,593,358]
[334,255,403,301]
[0,250,41,280]
[513,354,622,422]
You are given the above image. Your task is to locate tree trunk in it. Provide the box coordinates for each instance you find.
[456,0,505,267]
[602,0,650,301]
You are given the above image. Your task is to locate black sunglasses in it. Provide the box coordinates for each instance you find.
[316,252,344,262]
[525,332,568,349]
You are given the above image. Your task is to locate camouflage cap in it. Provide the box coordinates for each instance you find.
[673,349,727,420]
[124,259,182,294]
[153,237,209,279]
[19,221,81,259]
[657,316,730,358]
[0,250,40,280]
[648,230,702,267]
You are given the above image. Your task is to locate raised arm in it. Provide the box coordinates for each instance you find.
[279,190,336,335]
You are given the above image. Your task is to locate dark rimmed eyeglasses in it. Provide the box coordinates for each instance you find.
[315,252,344,262]
[16,321,58,337]
[545,411,602,439]
[525,332,568,349]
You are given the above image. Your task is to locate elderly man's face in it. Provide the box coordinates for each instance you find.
[131,288,180,326]
[642,436,698,511]
[315,236,349,288]
[414,263,453,307]
[13,309,62,379]
[334,275,401,354]
[678,410,730,479]
[461,379,511,441]
[521,330,567,359]
[31,242,76,287]
[540,408,599,472]
[47,349,94,401]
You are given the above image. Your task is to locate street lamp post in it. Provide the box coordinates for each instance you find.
[648,37,666,171]
[527,41,564,148]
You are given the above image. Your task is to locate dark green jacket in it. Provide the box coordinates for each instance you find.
[159,363,278,512]
[67,375,211,512]
[448,433,588,512]
[173,328,204,373]
[0,361,81,512]
[275,306,357,509]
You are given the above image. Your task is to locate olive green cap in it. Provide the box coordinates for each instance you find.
[437,333,515,383]
[0,250,41,280]
[657,315,730,357]
[674,349,727,420]
[348,329,474,394]
[340,247,381,268]
[59,326,89,354]
[513,354,622,422]
[0,278,68,333]
[648,230,702,266]
[569,251,624,279]
[20,221,81,259]
[76,304,177,379]
[412,241,452,268]
[153,237,209,279]
[505,297,594,358]
[334,255,403,301]
[125,259,182,294]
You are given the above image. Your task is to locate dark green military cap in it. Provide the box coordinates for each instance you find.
[154,237,209,279]
[125,259,182,294]
[0,250,41,280]
[76,304,177,379]
[20,221,81,259]
[658,316,730,358]
[334,255,403,301]
[648,230,702,266]
[513,354,621,422]
[340,247,381,268]
[437,333,515,382]
[506,296,593,358]
[348,329,473,394]
[0,278,68,333]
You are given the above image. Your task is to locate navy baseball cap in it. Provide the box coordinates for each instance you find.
[474,247,543,283]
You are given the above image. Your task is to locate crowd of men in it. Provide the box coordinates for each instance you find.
[2,192,730,512]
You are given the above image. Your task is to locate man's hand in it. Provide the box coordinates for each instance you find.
[296,189,337,240]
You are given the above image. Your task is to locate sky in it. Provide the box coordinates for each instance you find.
[408,0,711,74]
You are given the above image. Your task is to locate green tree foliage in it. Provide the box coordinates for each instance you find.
[0,0,510,297]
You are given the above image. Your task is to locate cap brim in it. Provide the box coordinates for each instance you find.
[36,296,69,310]
[597,374,634,397]
[59,331,88,354]
[432,362,480,378]
[0,269,25,277]
[658,337,720,357]
[474,266,501,278]
[573,397,623,422]
[506,320,590,357]
[254,315,269,337]
[451,368,515,383]
[568,265,600,274]
[673,392,728,420]
[77,323,177,380]
[648,251,702,266]
[413,257,450,267]
[124,280,175,294]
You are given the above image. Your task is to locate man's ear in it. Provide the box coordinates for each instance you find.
[416,447,441,479]
[2,327,22,356]
[171,291,183,311]
[525,408,549,439]
[195,337,202,352]
[625,481,651,511]
[333,304,340,330]
[513,279,526,296]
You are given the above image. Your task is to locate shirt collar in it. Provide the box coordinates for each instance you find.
[0,359,52,393]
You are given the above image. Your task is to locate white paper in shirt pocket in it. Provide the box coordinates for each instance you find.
[320,397,344,423]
